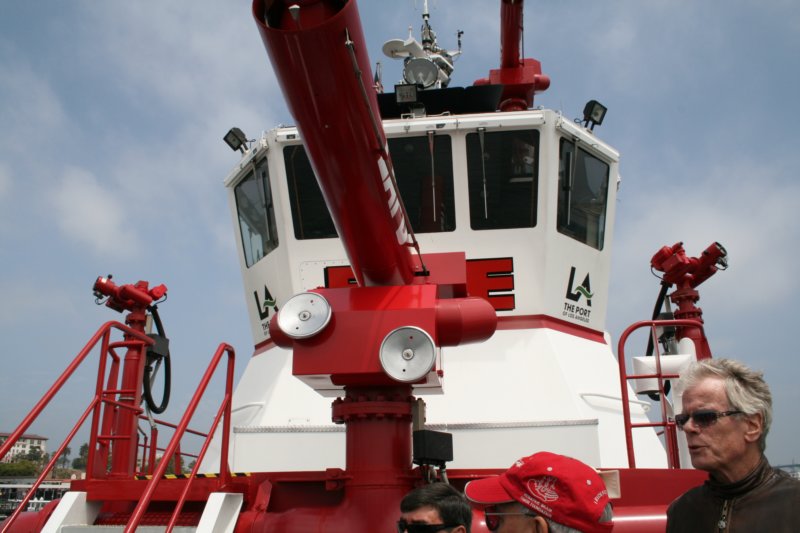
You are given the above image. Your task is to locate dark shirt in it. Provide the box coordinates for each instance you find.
[666,456,800,532]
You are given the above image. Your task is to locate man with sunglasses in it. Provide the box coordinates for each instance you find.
[464,452,613,532]
[666,358,800,532]
[397,482,472,533]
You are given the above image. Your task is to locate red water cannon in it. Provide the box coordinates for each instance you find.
[650,242,727,359]
[651,242,727,289]
[93,275,167,314]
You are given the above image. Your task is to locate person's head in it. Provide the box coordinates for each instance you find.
[464,452,613,533]
[398,482,472,533]
[677,358,772,482]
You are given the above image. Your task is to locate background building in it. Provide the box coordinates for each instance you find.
[0,433,48,463]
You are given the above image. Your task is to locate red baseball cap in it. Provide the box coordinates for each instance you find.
[464,452,613,533]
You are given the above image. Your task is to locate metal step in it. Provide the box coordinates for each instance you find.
[60,526,197,533]
[43,492,243,533]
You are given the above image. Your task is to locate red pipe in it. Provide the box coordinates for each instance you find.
[500,0,523,68]
[435,297,498,346]
[108,315,148,477]
[247,386,415,532]
[253,0,418,287]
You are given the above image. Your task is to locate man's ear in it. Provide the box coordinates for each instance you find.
[532,516,549,533]
[453,526,467,533]
[743,412,763,444]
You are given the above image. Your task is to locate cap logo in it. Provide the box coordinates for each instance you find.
[528,475,559,502]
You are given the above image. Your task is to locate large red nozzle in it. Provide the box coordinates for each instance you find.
[252,0,418,287]
[650,242,727,289]
[93,276,167,314]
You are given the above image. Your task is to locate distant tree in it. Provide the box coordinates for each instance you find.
[71,443,89,470]
[0,460,38,477]
[57,446,72,469]
[21,446,43,464]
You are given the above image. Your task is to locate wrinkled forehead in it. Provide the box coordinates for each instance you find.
[683,376,729,407]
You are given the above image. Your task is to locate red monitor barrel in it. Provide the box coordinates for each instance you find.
[253,0,418,287]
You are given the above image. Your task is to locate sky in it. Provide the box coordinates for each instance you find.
[1,1,799,468]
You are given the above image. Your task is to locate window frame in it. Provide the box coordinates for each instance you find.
[556,137,610,250]
[234,156,280,268]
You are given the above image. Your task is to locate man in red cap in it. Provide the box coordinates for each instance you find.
[464,452,613,533]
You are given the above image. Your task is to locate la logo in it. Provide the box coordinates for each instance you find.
[565,267,593,307]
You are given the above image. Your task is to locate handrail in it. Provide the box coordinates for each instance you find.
[1,399,100,532]
[0,321,149,462]
[126,343,236,533]
[0,321,152,533]
[617,319,705,469]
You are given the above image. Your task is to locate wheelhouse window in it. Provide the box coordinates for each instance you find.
[284,145,337,239]
[557,139,610,250]
[466,129,539,230]
[234,157,279,267]
[387,134,455,233]
[283,137,455,240]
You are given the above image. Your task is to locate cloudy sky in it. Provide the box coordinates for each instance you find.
[1,1,799,468]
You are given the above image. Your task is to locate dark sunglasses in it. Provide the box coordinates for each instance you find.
[484,506,537,531]
[396,519,459,533]
[674,409,743,430]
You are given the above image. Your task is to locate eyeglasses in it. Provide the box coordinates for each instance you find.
[396,519,459,533]
[484,506,537,531]
[673,409,743,430]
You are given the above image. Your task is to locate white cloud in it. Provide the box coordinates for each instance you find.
[611,156,798,321]
[79,3,273,121]
[0,57,66,157]
[49,167,141,258]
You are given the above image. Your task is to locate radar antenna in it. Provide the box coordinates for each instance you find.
[382,1,461,89]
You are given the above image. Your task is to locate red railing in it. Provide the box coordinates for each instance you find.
[126,342,235,533]
[137,419,205,476]
[0,321,152,532]
[617,319,705,469]
[0,322,235,533]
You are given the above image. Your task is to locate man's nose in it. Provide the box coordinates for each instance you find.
[683,417,701,433]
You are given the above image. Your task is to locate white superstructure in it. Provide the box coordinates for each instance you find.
[208,107,669,473]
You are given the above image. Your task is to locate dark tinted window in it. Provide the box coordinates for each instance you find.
[387,134,455,233]
[466,129,539,230]
[284,145,337,239]
[283,137,455,240]
[234,157,279,267]
[557,139,610,249]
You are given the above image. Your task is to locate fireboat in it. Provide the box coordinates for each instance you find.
[0,1,729,531]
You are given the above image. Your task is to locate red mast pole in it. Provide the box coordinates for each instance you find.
[500,0,523,68]
[474,0,551,111]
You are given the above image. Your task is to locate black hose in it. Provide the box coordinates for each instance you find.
[645,281,670,356]
[645,282,671,401]
[143,305,171,414]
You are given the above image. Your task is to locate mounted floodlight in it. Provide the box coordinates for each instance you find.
[224,127,249,153]
[583,100,607,131]
[395,83,419,104]
[404,57,439,88]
